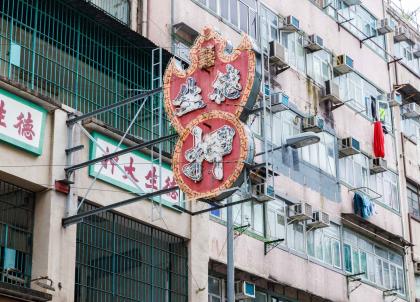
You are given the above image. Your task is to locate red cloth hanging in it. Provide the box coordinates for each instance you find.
[373,121,385,158]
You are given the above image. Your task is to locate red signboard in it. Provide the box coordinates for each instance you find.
[164,27,260,200]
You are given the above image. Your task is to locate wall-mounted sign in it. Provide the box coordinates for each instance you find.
[164,27,260,200]
[0,88,47,155]
[89,132,179,206]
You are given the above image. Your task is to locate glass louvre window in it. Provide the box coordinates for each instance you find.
[75,203,188,302]
[307,224,341,268]
[407,185,420,219]
[301,132,337,176]
[306,50,332,85]
[342,229,406,295]
[287,221,305,253]
[280,32,306,72]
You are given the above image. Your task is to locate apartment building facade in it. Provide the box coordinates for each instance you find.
[0,0,419,302]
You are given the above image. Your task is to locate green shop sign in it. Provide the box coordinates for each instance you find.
[0,88,47,155]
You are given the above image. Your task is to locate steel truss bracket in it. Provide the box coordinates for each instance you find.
[337,18,354,31]
[346,272,365,298]
[62,186,179,227]
[274,65,290,75]
[234,223,250,238]
[387,57,403,70]
[359,35,377,48]
[264,239,284,255]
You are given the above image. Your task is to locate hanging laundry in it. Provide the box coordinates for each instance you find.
[353,191,374,219]
[373,121,385,158]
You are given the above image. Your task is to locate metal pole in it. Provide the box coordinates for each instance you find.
[226,197,235,302]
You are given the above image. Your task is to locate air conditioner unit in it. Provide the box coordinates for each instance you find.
[307,211,330,229]
[333,54,354,75]
[370,158,387,174]
[235,281,255,300]
[339,137,361,158]
[414,262,420,275]
[252,182,275,203]
[302,116,325,133]
[282,15,300,31]
[394,26,411,43]
[388,91,402,106]
[413,44,420,58]
[321,80,343,105]
[402,103,420,118]
[289,202,313,221]
[270,92,289,112]
[342,0,361,6]
[305,34,324,52]
[269,41,289,69]
[377,18,393,35]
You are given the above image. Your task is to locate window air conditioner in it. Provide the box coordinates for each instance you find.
[307,211,330,229]
[270,92,289,112]
[377,18,393,35]
[402,103,420,118]
[269,41,289,69]
[302,116,325,133]
[413,44,420,58]
[414,262,420,275]
[394,26,411,43]
[333,54,354,75]
[305,34,324,52]
[338,137,361,158]
[370,158,387,174]
[252,182,275,203]
[288,202,313,221]
[342,0,361,6]
[235,281,256,300]
[321,80,343,105]
[282,15,300,31]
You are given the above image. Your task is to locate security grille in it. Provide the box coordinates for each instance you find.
[75,203,188,302]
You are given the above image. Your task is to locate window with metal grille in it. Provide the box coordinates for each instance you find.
[0,180,35,288]
[0,0,175,153]
[75,203,188,302]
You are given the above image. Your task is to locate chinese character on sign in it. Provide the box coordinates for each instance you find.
[198,45,215,70]
[14,112,35,140]
[123,157,139,182]
[145,166,158,190]
[163,176,178,201]
[0,100,6,128]
[101,147,119,175]
[209,64,242,104]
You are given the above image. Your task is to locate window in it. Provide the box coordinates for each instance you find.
[208,276,222,302]
[369,171,399,211]
[211,193,264,236]
[343,229,406,295]
[266,200,286,242]
[266,110,300,146]
[394,41,420,75]
[301,132,337,176]
[416,275,420,299]
[307,224,341,268]
[306,50,332,85]
[280,31,306,73]
[260,5,279,53]
[334,2,386,58]
[334,72,388,123]
[90,0,130,24]
[339,153,369,188]
[407,184,420,219]
[197,0,257,39]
